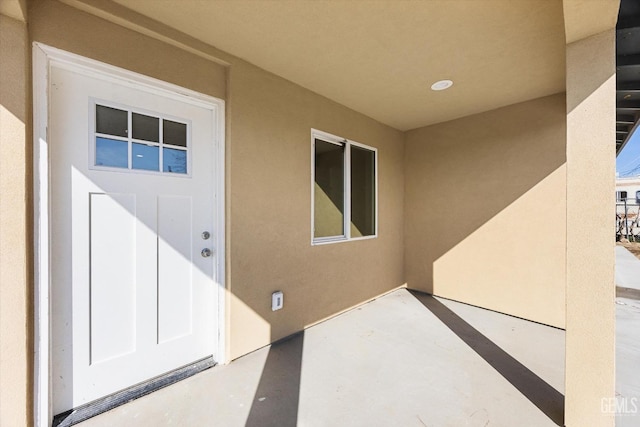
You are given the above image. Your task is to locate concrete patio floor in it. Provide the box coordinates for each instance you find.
[77,288,565,427]
[615,245,640,427]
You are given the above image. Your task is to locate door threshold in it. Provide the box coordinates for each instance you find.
[52,356,216,427]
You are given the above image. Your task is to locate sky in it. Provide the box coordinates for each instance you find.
[617,130,640,178]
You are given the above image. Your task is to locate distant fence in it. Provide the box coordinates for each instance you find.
[616,198,640,241]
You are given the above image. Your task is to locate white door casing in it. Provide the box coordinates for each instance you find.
[33,44,226,423]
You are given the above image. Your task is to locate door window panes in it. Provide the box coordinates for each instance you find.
[96,137,128,168]
[132,143,159,171]
[163,147,187,174]
[93,103,190,175]
[163,120,187,147]
[132,113,160,142]
[96,105,127,137]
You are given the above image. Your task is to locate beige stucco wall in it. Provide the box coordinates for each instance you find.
[29,0,226,101]
[404,93,567,328]
[227,58,405,359]
[28,0,406,364]
[0,13,30,427]
[565,29,616,427]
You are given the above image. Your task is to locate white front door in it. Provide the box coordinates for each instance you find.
[49,62,222,414]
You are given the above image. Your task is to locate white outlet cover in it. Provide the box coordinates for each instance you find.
[272,291,284,311]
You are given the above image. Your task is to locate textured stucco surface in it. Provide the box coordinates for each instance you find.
[227,58,405,359]
[0,13,29,427]
[0,0,27,22]
[564,29,616,427]
[562,0,620,44]
[405,94,567,328]
[29,0,226,101]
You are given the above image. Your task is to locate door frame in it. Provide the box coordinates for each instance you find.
[32,43,227,426]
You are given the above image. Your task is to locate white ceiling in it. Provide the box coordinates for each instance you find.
[105,0,567,131]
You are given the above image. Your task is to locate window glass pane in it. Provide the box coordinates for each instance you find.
[163,147,187,174]
[132,143,159,171]
[163,120,187,147]
[314,139,344,238]
[132,113,159,142]
[96,137,128,168]
[96,105,127,137]
[350,146,376,237]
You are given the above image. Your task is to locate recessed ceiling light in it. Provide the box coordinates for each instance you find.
[431,80,453,91]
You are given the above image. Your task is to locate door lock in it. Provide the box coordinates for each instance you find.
[201,248,212,258]
[201,231,211,240]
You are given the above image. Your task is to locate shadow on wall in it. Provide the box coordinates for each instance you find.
[403,93,567,324]
[0,17,28,124]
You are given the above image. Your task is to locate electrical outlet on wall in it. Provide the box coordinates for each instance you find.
[272,291,284,311]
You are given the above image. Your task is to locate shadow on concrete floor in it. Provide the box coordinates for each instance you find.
[409,290,564,426]
[74,289,565,426]
[245,332,305,427]
[617,286,640,300]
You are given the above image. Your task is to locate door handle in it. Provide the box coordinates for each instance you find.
[201,248,212,258]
